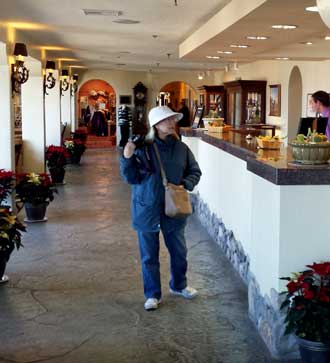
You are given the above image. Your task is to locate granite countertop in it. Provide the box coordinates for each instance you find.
[180,128,330,185]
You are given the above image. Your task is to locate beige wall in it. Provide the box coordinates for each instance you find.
[214,59,330,139]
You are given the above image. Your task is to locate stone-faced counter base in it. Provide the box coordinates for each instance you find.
[191,192,299,360]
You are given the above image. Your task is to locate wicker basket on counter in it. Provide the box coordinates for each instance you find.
[206,124,231,133]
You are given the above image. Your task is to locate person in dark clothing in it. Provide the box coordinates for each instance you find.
[118,105,133,147]
[120,106,201,311]
[177,100,191,128]
[90,103,108,136]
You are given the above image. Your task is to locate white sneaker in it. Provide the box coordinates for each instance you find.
[170,286,198,299]
[0,275,9,284]
[144,298,161,311]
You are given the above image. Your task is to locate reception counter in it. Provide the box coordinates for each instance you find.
[181,128,330,359]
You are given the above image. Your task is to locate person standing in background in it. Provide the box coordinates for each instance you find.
[177,99,191,128]
[311,91,330,138]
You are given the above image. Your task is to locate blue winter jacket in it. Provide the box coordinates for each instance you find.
[120,135,201,232]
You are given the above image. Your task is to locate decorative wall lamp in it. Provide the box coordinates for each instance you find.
[43,60,56,95]
[60,69,69,96]
[11,42,29,94]
[70,74,79,96]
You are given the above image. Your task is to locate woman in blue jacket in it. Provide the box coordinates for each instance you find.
[120,106,201,311]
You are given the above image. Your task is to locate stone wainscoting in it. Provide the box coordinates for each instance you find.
[191,193,299,360]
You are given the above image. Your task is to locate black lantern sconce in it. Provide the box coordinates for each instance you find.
[60,69,69,96]
[11,42,30,95]
[70,74,79,96]
[43,60,56,95]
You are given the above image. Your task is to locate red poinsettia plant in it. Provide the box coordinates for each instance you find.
[15,172,57,205]
[280,262,330,344]
[45,145,70,170]
[0,169,15,205]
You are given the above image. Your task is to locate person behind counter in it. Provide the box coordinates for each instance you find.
[311,90,330,138]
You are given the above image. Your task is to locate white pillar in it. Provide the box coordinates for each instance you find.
[70,91,76,132]
[45,70,61,146]
[21,59,45,173]
[0,42,14,170]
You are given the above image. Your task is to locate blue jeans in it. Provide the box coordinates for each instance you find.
[137,227,187,299]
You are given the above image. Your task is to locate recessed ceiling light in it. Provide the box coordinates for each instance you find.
[83,9,123,16]
[305,6,318,12]
[230,44,249,48]
[206,55,220,59]
[272,24,297,29]
[246,36,269,40]
[217,50,233,54]
[275,57,289,60]
[301,41,313,45]
[325,36,330,40]
[113,19,140,24]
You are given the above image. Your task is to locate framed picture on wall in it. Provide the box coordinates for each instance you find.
[269,84,281,116]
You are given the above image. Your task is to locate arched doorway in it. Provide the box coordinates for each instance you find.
[78,79,116,147]
[288,66,303,140]
[160,81,198,123]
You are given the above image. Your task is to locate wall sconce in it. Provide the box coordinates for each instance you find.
[70,74,79,96]
[43,60,56,95]
[11,42,29,95]
[60,69,69,96]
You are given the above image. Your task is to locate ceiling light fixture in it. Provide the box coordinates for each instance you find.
[272,24,297,29]
[325,36,330,40]
[275,57,289,60]
[305,6,318,12]
[11,42,29,95]
[112,19,140,24]
[246,36,269,40]
[230,44,249,48]
[217,50,233,54]
[301,41,313,45]
[206,55,220,59]
[43,60,56,95]
[82,9,123,16]
[197,72,204,80]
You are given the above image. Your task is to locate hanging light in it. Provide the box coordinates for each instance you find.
[43,60,56,95]
[70,74,79,96]
[60,69,69,96]
[11,42,29,94]
[197,72,204,80]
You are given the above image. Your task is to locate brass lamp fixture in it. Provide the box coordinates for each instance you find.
[60,69,69,96]
[70,74,79,96]
[11,42,29,94]
[43,60,56,95]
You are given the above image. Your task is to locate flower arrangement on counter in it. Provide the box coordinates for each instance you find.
[280,262,330,344]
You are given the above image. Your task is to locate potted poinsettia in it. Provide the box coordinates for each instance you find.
[0,169,15,206]
[0,207,26,283]
[280,262,330,362]
[64,139,87,164]
[15,172,57,222]
[45,145,70,183]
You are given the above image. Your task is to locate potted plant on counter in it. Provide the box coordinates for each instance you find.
[280,262,330,363]
[45,145,70,184]
[64,139,87,164]
[0,207,26,283]
[15,172,57,222]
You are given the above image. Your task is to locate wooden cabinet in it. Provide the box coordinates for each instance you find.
[224,80,266,127]
[197,85,226,119]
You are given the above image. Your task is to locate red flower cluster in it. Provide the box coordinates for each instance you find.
[0,169,15,204]
[280,262,330,343]
[45,145,70,169]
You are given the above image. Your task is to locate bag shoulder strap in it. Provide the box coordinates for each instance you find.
[153,143,168,186]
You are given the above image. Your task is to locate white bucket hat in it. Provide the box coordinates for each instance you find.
[148,106,183,128]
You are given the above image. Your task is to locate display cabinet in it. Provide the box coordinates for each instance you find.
[197,85,226,119]
[224,80,266,127]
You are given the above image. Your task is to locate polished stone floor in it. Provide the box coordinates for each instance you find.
[0,149,301,363]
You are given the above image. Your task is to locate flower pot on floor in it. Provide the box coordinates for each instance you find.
[71,154,82,164]
[49,167,65,184]
[24,202,48,222]
[296,337,330,363]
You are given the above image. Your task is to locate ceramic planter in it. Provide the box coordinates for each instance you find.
[296,336,330,363]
